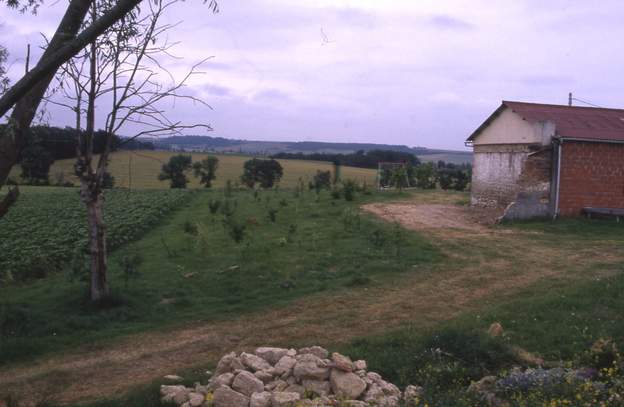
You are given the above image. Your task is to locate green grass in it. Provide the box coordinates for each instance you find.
[11,150,378,189]
[0,186,193,281]
[0,187,440,366]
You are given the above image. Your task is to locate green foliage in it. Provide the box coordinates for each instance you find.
[0,187,192,281]
[208,199,221,214]
[101,171,115,189]
[0,189,439,365]
[437,168,469,191]
[224,217,246,244]
[267,207,278,223]
[311,170,331,192]
[117,249,143,288]
[342,208,361,232]
[342,179,357,201]
[19,133,55,185]
[240,158,284,189]
[183,220,199,236]
[192,156,219,188]
[158,154,192,188]
[415,162,437,189]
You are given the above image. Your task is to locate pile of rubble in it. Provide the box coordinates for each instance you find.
[161,346,423,407]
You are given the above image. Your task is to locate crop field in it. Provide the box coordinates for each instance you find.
[36,150,377,189]
[0,186,193,282]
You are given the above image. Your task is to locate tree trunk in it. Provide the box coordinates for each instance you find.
[83,180,109,302]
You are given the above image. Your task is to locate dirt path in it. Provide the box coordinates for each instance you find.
[0,200,618,405]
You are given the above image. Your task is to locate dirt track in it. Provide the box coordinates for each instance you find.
[0,200,618,405]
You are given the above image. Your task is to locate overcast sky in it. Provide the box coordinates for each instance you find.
[2,0,624,150]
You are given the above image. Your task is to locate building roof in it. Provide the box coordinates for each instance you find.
[467,100,624,143]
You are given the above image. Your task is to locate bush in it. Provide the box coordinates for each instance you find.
[415,163,436,189]
[310,170,331,192]
[343,180,357,201]
[241,158,283,189]
[208,199,221,214]
[192,156,219,188]
[158,155,192,188]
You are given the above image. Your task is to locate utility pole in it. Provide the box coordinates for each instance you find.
[568,92,573,106]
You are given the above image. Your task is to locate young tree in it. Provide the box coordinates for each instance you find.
[241,158,283,189]
[159,154,193,188]
[192,155,219,187]
[52,0,212,302]
[415,162,437,189]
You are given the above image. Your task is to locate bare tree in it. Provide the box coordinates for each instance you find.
[53,0,212,301]
[0,0,219,216]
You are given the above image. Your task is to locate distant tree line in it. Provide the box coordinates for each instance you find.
[272,149,420,169]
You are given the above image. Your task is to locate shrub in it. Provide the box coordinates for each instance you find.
[224,218,246,244]
[268,207,278,223]
[310,170,331,192]
[101,170,115,189]
[415,162,437,189]
[241,158,284,189]
[117,250,143,287]
[208,199,221,214]
[192,156,219,188]
[343,179,357,201]
[331,187,342,200]
[158,154,192,188]
[183,220,198,236]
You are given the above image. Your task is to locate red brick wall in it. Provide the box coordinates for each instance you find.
[558,141,624,216]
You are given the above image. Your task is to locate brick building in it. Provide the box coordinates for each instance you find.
[466,101,624,219]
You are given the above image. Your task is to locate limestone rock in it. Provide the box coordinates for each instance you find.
[330,369,367,400]
[284,384,305,396]
[160,385,188,404]
[213,386,250,407]
[250,391,272,407]
[164,374,184,382]
[255,347,289,364]
[233,370,265,397]
[354,360,367,371]
[298,346,329,359]
[255,370,275,384]
[188,392,205,407]
[265,379,288,392]
[214,352,245,376]
[209,372,235,391]
[242,352,273,372]
[331,352,354,372]
[274,356,297,376]
[488,322,504,337]
[293,354,330,381]
[302,379,331,397]
[271,391,301,407]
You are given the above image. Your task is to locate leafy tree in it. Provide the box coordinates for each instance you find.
[159,155,192,188]
[415,162,437,189]
[241,158,283,188]
[192,156,219,188]
[310,170,331,192]
[19,135,54,185]
[437,168,454,190]
[390,166,409,191]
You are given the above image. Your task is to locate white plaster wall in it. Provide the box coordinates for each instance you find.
[471,149,528,206]
[474,108,553,146]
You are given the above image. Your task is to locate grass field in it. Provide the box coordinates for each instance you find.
[2,187,624,406]
[0,187,439,366]
[24,150,377,189]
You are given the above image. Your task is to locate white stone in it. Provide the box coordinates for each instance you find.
[250,391,272,407]
[214,352,245,376]
[298,346,329,359]
[271,391,301,407]
[302,379,331,397]
[354,360,367,371]
[232,370,265,397]
[331,352,354,372]
[293,354,330,381]
[188,392,205,407]
[213,386,250,407]
[330,369,367,400]
[274,356,297,376]
[241,352,272,372]
[209,372,235,391]
[255,347,289,364]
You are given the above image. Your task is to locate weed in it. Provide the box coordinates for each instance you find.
[208,199,221,214]
[117,249,143,288]
[343,179,357,201]
[183,220,198,236]
[268,207,278,223]
[342,208,361,232]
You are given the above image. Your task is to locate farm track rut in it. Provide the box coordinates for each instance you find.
[1,200,620,405]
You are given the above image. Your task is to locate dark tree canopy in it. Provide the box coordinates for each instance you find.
[192,156,219,188]
[241,158,284,189]
[272,149,420,170]
[158,154,192,188]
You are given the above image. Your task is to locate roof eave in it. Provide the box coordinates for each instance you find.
[466,102,507,142]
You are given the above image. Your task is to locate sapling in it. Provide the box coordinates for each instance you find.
[208,199,221,215]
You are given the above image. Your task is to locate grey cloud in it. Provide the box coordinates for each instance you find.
[203,83,231,96]
[429,14,474,30]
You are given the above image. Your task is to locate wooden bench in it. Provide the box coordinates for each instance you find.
[583,207,624,222]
